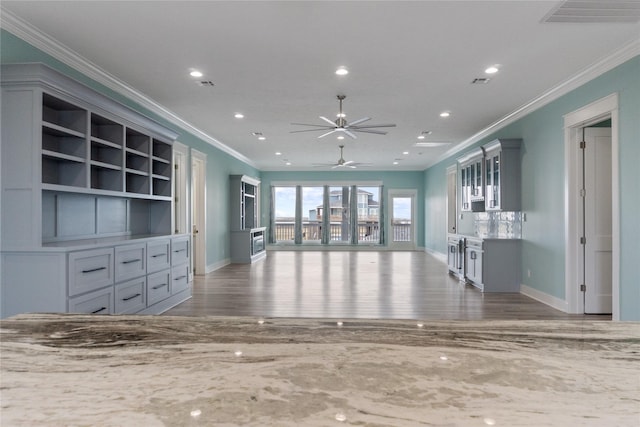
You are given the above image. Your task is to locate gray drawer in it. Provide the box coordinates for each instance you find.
[171,237,190,266]
[68,286,113,314]
[68,248,114,297]
[147,239,171,273]
[115,277,146,314]
[147,269,171,306]
[115,244,146,282]
[171,264,190,295]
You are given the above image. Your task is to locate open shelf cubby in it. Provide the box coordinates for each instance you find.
[42,93,87,134]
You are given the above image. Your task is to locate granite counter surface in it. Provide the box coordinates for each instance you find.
[1,314,639,426]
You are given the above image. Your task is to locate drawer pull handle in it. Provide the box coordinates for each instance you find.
[174,275,187,281]
[174,249,186,253]
[151,253,165,258]
[82,266,107,274]
[122,258,142,264]
[122,293,141,301]
[91,307,107,314]
[152,283,168,290]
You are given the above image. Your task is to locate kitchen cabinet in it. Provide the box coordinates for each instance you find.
[457,148,485,212]
[447,235,464,279]
[464,237,521,292]
[483,139,522,211]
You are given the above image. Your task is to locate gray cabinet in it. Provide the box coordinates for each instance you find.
[464,237,521,292]
[230,175,266,263]
[457,148,485,212]
[483,139,522,211]
[0,63,189,318]
[447,235,464,279]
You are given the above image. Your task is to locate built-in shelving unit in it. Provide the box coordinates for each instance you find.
[230,175,266,263]
[1,63,190,318]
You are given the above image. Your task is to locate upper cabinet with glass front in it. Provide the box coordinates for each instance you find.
[483,139,522,211]
[457,148,485,212]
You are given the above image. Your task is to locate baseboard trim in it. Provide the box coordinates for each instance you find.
[205,258,230,274]
[520,284,568,313]
[424,247,447,264]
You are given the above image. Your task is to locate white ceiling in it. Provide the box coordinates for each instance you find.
[2,1,639,171]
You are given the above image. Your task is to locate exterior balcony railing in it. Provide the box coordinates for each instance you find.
[273,220,409,243]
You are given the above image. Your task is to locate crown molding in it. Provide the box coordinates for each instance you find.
[0,8,258,169]
[426,36,640,169]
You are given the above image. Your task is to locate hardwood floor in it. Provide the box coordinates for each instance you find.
[164,251,610,320]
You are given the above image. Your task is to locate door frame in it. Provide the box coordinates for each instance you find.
[564,93,619,319]
[191,149,207,276]
[388,189,417,250]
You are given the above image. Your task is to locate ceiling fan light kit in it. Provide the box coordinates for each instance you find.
[291,95,396,139]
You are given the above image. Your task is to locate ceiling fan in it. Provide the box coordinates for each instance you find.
[313,145,372,169]
[291,94,396,139]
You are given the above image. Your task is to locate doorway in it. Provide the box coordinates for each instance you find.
[191,149,206,276]
[564,94,619,319]
[388,190,417,249]
[581,126,612,314]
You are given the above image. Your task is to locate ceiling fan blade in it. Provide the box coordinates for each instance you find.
[291,122,335,128]
[346,117,371,127]
[343,160,355,165]
[312,163,335,167]
[290,128,334,134]
[353,129,388,135]
[319,116,337,126]
[349,123,396,129]
[343,129,358,139]
[318,129,339,138]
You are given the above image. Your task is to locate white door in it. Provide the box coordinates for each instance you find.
[191,149,206,276]
[583,127,612,314]
[388,190,416,249]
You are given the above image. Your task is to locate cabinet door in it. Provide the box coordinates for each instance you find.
[68,248,115,297]
[68,286,114,314]
[115,244,146,282]
[171,237,190,266]
[115,277,146,314]
[171,264,190,295]
[147,269,171,306]
[484,151,501,210]
[447,244,457,271]
[147,239,171,273]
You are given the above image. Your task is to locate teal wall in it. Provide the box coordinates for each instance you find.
[261,170,425,248]
[1,30,259,269]
[424,55,640,320]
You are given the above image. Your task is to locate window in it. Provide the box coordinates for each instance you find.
[271,183,383,246]
[273,186,296,242]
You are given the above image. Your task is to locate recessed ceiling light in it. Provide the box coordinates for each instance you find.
[417,135,425,140]
[403,151,409,155]
[258,136,266,141]
[286,162,292,166]
[485,65,499,74]
[337,135,345,140]
[234,113,244,119]
[335,66,349,76]
[275,152,282,156]
[190,70,203,78]
[440,111,451,118]
[393,161,399,165]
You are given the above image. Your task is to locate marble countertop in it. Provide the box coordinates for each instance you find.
[1,314,639,426]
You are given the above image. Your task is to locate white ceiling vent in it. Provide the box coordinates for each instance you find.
[542,1,640,23]
[471,78,491,84]
[197,80,215,87]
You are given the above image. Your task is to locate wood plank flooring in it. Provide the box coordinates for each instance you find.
[164,251,610,320]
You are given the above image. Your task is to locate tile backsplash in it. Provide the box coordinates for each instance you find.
[474,211,522,238]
